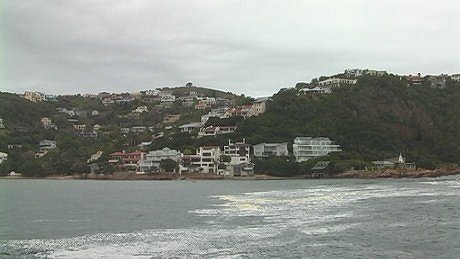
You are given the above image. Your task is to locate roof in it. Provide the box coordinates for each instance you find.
[254,142,287,147]
[179,122,202,128]
[311,161,331,170]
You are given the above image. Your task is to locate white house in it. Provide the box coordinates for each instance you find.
[0,118,5,129]
[318,78,357,88]
[138,147,182,173]
[0,152,8,164]
[253,143,289,158]
[178,122,202,133]
[293,137,341,162]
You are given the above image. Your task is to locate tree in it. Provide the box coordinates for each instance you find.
[160,159,178,173]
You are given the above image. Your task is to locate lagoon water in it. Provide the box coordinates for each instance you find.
[1,177,460,258]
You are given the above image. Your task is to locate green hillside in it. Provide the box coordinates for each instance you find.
[236,75,460,169]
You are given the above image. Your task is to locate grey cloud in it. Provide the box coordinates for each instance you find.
[1,0,459,97]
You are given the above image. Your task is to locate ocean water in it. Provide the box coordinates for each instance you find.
[1,177,459,258]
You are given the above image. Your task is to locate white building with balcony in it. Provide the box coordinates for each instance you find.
[191,146,221,174]
[317,78,357,89]
[293,137,341,162]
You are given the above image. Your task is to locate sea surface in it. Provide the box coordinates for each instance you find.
[1,176,460,258]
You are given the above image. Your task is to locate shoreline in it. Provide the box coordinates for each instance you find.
[2,168,460,181]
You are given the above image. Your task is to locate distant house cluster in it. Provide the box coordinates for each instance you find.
[104,136,343,178]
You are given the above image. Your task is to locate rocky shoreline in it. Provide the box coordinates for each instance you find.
[335,167,460,179]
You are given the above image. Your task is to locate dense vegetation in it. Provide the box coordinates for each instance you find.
[237,75,460,170]
[1,75,460,176]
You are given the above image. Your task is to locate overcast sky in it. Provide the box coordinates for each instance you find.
[1,0,459,97]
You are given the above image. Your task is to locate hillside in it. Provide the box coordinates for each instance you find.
[1,76,460,176]
[236,75,460,169]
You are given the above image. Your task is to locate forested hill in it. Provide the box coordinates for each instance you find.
[236,75,460,168]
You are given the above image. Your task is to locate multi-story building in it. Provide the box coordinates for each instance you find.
[293,137,341,162]
[223,139,250,159]
[222,139,254,177]
[189,146,221,174]
[253,143,289,158]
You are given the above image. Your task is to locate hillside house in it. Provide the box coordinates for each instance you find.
[253,143,289,158]
[250,97,269,116]
[198,125,237,137]
[364,69,387,76]
[38,140,57,155]
[195,101,212,110]
[345,68,364,77]
[318,78,357,88]
[427,75,447,88]
[179,122,202,133]
[407,73,424,85]
[0,118,5,129]
[41,117,58,130]
[23,91,45,102]
[293,137,341,162]
[132,106,148,114]
[73,124,86,132]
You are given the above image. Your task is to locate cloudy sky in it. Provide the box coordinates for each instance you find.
[1,0,459,97]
